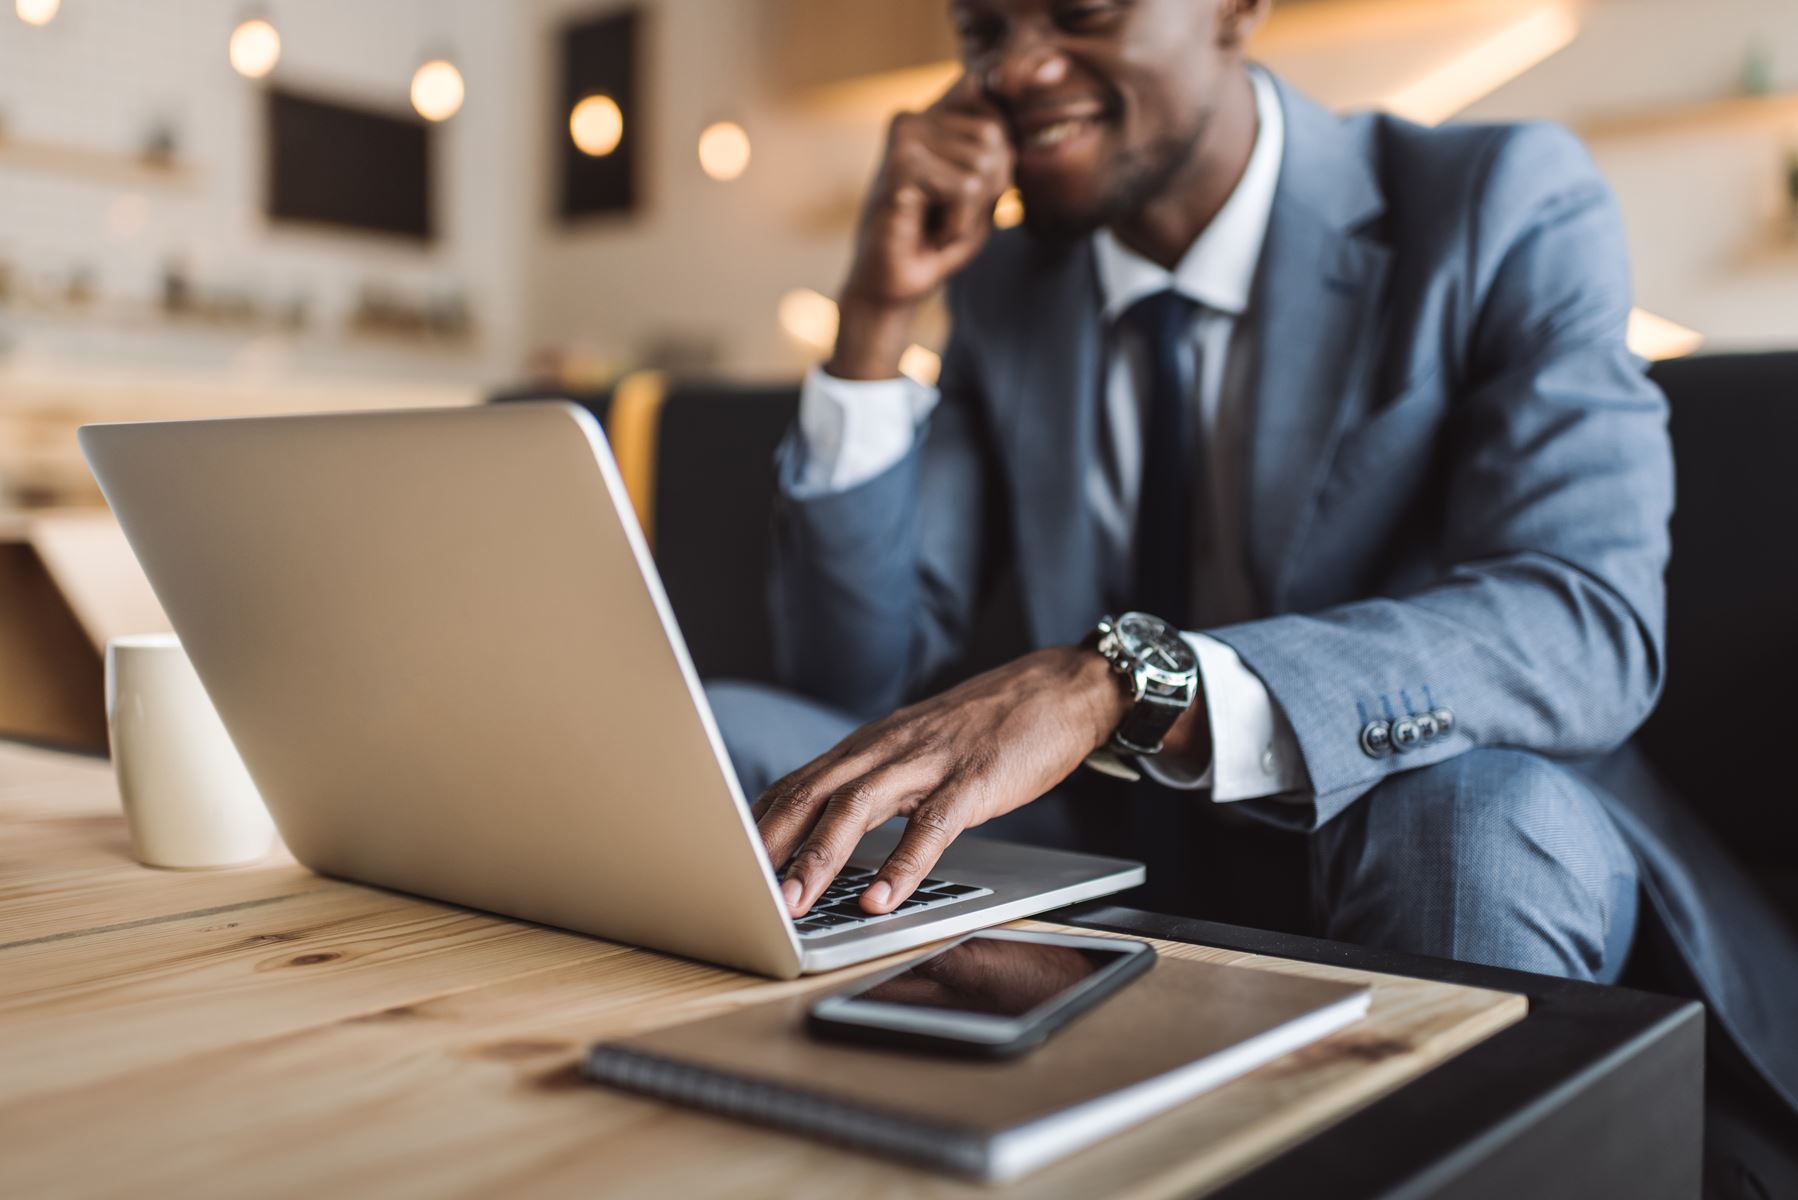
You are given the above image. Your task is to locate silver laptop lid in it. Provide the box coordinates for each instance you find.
[81,404,803,977]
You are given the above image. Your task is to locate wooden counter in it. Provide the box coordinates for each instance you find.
[0,740,1525,1199]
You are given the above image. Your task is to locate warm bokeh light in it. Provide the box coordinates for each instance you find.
[697,121,751,181]
[778,288,839,352]
[993,188,1025,229]
[1628,309,1705,362]
[899,344,942,386]
[1381,2,1579,126]
[410,59,465,122]
[228,18,282,80]
[570,94,624,157]
[15,0,59,26]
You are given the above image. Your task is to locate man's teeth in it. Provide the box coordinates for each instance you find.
[1026,119,1089,149]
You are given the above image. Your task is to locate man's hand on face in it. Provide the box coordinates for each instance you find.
[828,73,1014,381]
[753,646,1129,919]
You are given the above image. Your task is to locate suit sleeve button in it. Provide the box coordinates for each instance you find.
[1360,720,1393,758]
[1432,707,1454,736]
[1391,718,1422,751]
[1414,712,1439,741]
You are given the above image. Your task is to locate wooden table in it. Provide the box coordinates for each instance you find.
[1,740,1547,1198]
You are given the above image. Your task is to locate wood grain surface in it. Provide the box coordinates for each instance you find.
[0,741,1526,1199]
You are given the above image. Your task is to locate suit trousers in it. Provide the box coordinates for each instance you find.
[706,680,1640,986]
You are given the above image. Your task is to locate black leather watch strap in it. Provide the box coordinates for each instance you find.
[1088,612,1199,760]
[1112,689,1186,756]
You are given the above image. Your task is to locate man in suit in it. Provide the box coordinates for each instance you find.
[706,0,1795,1141]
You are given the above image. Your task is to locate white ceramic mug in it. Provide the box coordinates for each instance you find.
[105,634,275,869]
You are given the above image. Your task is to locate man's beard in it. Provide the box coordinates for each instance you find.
[1020,124,1211,245]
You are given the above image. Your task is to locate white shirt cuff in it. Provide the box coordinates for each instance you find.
[1140,632,1309,801]
[791,365,940,495]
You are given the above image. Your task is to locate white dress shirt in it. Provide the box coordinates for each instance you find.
[792,68,1307,802]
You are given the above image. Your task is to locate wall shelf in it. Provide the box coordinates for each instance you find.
[1580,91,1798,140]
[768,0,954,95]
[0,297,477,356]
[770,0,1571,117]
[0,136,196,191]
[1746,235,1798,269]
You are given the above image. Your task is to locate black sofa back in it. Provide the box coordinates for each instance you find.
[652,385,799,683]
[495,350,1798,912]
[1639,352,1798,895]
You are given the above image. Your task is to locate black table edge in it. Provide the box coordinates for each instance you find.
[1054,903,1706,1199]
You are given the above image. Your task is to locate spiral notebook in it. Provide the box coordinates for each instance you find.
[585,953,1370,1182]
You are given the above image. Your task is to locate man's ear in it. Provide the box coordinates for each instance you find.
[1218,0,1272,49]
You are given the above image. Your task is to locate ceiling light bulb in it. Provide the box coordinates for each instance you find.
[778,288,839,352]
[411,59,465,122]
[15,0,59,26]
[570,94,624,157]
[228,18,281,79]
[1627,308,1704,362]
[899,344,942,386]
[697,121,751,181]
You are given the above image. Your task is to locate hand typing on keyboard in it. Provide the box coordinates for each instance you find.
[750,648,1145,921]
[784,864,990,935]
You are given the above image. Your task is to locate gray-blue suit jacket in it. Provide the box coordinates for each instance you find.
[770,76,1795,1113]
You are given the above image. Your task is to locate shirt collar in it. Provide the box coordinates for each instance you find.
[1092,66,1285,321]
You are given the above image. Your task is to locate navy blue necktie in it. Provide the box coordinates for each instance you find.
[1122,289,1201,623]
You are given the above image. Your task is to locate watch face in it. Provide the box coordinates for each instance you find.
[1115,612,1197,675]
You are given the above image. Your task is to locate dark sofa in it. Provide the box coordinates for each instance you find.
[497,351,1798,928]
[1634,353,1798,915]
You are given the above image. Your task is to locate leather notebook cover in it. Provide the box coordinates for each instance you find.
[586,953,1370,1181]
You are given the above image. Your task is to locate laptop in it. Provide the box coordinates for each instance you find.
[79,403,1144,978]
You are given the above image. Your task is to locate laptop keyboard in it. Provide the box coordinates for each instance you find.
[793,866,992,938]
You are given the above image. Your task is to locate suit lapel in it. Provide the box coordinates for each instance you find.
[991,239,1108,647]
[988,77,1389,636]
[1245,77,1390,610]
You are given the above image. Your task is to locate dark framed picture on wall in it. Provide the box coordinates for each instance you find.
[558,6,642,221]
[264,88,434,241]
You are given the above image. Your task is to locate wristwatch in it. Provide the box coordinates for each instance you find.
[1088,612,1201,757]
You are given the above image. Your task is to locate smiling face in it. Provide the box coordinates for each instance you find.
[950,0,1250,241]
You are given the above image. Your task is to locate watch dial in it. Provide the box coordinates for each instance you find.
[1117,612,1197,673]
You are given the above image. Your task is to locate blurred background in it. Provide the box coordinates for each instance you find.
[2,0,1796,430]
[1,0,1797,752]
